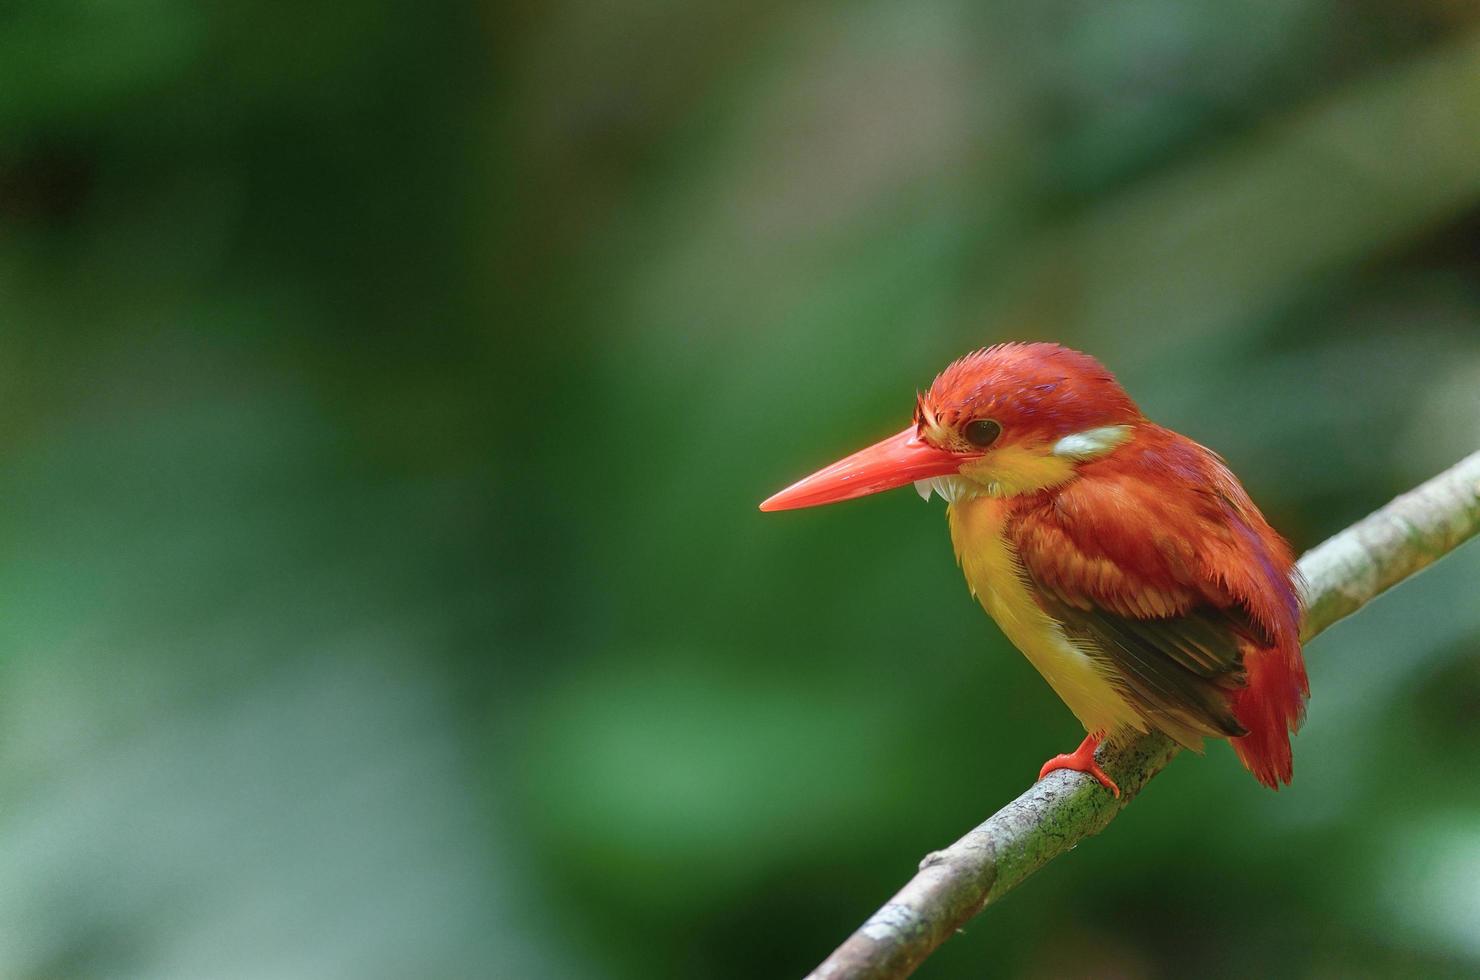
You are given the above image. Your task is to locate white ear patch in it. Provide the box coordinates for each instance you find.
[1051,425,1132,460]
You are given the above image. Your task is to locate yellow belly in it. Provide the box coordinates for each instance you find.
[948,497,1144,736]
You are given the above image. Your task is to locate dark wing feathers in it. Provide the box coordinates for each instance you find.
[1042,596,1249,742]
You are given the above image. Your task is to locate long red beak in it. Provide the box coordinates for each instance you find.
[759,426,969,512]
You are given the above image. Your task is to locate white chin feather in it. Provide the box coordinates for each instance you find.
[913,476,979,503]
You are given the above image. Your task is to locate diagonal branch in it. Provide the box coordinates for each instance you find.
[806,450,1480,980]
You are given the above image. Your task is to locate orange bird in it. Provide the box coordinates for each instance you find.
[760,343,1308,794]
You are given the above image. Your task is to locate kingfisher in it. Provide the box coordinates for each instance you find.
[760,343,1309,794]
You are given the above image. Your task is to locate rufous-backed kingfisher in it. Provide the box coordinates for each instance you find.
[760,343,1308,794]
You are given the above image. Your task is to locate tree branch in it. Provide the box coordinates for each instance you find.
[806,450,1480,980]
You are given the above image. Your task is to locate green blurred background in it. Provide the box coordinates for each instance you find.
[2,1,1479,977]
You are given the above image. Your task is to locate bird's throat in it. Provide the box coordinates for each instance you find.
[956,445,1079,498]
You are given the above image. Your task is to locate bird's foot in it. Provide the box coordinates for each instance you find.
[1038,733,1120,797]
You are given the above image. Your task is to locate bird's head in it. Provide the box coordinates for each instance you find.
[760,342,1142,511]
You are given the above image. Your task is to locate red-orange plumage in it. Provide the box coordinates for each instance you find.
[763,341,1310,789]
[921,344,1308,787]
[1005,425,1308,786]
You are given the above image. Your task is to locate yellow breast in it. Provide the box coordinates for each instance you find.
[947,496,1144,736]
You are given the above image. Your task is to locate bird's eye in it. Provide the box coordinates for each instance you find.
[963,418,1001,448]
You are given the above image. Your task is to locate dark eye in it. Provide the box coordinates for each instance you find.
[963,418,1001,448]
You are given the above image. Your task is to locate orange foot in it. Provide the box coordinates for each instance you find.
[1038,733,1121,797]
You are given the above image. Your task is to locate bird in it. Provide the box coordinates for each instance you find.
[759,342,1308,795]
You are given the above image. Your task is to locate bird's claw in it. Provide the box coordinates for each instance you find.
[1038,734,1121,797]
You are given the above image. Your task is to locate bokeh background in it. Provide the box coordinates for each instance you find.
[2,1,1479,977]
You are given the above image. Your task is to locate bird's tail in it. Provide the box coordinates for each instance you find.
[1230,638,1309,789]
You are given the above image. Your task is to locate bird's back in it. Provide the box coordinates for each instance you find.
[961,425,1309,786]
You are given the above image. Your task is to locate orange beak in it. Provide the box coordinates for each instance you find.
[759,426,970,512]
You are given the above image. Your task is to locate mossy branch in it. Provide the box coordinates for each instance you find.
[806,450,1480,980]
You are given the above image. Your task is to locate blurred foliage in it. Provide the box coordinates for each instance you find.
[1,0,1479,977]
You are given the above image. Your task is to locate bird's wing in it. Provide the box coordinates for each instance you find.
[1007,453,1289,746]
